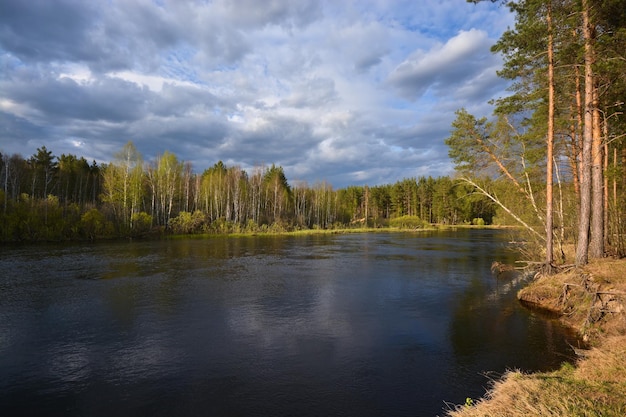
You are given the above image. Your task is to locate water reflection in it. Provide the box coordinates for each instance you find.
[0,231,579,416]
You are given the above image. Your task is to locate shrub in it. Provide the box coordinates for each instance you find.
[170,210,206,234]
[472,217,485,226]
[130,212,153,237]
[389,215,427,229]
[81,208,107,241]
[244,219,260,233]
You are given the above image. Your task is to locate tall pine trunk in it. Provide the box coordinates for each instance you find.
[589,86,604,258]
[575,0,595,266]
[546,0,555,270]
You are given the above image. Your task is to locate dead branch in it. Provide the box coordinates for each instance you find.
[460,177,545,242]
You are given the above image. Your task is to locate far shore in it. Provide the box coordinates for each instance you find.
[166,223,521,239]
[1,223,521,246]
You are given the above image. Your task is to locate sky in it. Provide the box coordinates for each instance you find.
[0,0,514,188]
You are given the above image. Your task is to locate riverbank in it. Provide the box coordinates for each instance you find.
[446,258,626,416]
[170,223,518,239]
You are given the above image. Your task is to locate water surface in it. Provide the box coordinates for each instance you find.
[0,230,578,416]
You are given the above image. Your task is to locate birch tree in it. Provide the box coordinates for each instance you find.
[101,141,144,231]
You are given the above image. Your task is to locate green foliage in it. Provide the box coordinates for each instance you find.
[80,208,109,240]
[389,215,427,229]
[263,164,291,223]
[102,141,144,229]
[169,210,206,234]
[29,146,58,200]
[130,212,152,238]
[244,219,260,233]
[445,109,491,174]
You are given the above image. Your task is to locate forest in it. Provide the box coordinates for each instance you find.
[0,143,496,243]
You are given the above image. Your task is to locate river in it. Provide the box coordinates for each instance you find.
[0,229,578,416]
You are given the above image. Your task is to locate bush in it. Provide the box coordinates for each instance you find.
[472,217,486,226]
[80,208,107,240]
[244,219,260,233]
[210,218,232,234]
[169,210,206,234]
[389,215,427,229]
[131,212,153,237]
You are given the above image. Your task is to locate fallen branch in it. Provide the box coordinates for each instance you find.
[460,177,545,242]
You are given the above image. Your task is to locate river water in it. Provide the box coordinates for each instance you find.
[0,229,578,416]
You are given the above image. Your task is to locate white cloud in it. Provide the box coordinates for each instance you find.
[388,29,494,100]
[109,70,200,92]
[0,0,513,188]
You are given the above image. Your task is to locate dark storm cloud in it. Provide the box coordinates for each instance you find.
[3,74,152,123]
[149,83,229,117]
[221,116,318,166]
[0,0,197,74]
[0,111,49,145]
[0,0,98,64]
[129,112,231,153]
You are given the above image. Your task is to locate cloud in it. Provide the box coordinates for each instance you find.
[388,29,496,100]
[213,0,322,29]
[0,0,98,64]
[330,21,390,73]
[0,0,513,188]
[4,75,152,124]
[280,77,337,108]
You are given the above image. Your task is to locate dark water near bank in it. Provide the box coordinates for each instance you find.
[0,230,578,416]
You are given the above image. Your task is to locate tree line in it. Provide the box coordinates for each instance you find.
[0,142,497,242]
[452,0,626,266]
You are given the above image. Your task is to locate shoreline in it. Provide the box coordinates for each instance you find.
[2,223,510,245]
[446,258,626,416]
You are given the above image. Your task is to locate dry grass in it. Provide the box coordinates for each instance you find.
[446,335,626,417]
[575,335,626,385]
[585,258,626,288]
[446,258,626,417]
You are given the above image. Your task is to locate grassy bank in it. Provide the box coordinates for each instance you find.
[167,226,434,239]
[166,224,521,240]
[446,259,626,417]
